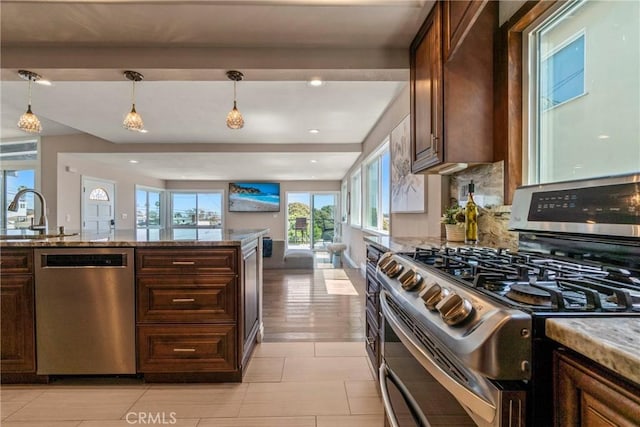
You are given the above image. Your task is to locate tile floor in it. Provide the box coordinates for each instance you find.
[1,255,384,426]
[1,342,383,427]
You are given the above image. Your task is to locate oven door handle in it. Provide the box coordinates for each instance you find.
[379,361,431,427]
[380,290,497,424]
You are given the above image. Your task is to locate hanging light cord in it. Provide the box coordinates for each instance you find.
[233,80,237,108]
[27,77,33,110]
[131,79,137,109]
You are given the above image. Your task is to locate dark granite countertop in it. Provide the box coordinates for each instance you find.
[0,228,269,247]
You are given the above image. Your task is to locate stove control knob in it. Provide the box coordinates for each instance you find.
[436,293,474,326]
[377,253,394,270]
[399,270,423,291]
[385,260,404,278]
[419,283,450,311]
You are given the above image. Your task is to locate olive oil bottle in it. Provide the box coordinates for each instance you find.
[465,180,478,244]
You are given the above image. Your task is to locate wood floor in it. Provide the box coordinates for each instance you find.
[262,252,367,342]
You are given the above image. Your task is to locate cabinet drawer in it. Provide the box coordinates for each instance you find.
[0,249,33,274]
[137,275,236,323]
[136,249,236,274]
[138,325,236,373]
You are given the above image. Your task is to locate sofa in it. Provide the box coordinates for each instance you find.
[263,239,314,270]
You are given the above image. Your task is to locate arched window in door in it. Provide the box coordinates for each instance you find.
[89,188,109,201]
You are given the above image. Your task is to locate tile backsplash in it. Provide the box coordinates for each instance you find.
[449,161,518,250]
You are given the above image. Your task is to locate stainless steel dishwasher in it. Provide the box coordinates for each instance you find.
[34,247,135,375]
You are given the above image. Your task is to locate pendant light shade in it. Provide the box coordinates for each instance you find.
[17,70,42,134]
[123,70,145,132]
[226,70,244,129]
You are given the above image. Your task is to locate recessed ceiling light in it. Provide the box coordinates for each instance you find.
[128,160,139,164]
[598,134,610,139]
[139,129,149,133]
[309,129,320,134]
[307,79,324,87]
[310,159,318,163]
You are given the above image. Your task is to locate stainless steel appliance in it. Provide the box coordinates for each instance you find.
[35,248,136,375]
[377,173,640,427]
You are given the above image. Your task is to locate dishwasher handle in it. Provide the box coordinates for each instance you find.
[41,253,129,267]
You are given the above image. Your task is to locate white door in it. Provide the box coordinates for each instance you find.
[82,177,115,233]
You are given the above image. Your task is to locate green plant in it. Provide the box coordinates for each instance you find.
[441,205,465,225]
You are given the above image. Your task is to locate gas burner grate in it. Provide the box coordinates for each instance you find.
[400,246,640,313]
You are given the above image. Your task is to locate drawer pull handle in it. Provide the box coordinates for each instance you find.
[172,261,196,265]
[173,348,196,352]
[172,298,195,303]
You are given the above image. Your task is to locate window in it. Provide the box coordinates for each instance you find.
[364,142,390,233]
[541,32,585,109]
[341,180,348,223]
[136,186,164,228]
[526,0,639,184]
[170,191,223,238]
[350,169,361,227]
[89,188,109,201]
[0,139,39,230]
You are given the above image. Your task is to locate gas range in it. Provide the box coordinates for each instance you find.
[376,173,640,427]
[391,245,640,314]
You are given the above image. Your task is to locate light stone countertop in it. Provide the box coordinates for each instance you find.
[0,228,269,247]
[546,318,640,387]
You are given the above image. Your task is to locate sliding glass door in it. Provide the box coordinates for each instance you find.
[286,192,338,251]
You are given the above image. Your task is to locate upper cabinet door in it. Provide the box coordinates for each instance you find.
[443,0,489,61]
[410,0,496,175]
[410,2,443,173]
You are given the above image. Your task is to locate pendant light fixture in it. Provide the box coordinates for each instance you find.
[17,70,43,134]
[123,70,145,132]
[226,70,244,129]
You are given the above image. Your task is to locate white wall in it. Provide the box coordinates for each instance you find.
[341,83,445,271]
[41,133,167,229]
[166,180,340,240]
[57,153,165,230]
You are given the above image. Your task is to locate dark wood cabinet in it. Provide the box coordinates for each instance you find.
[136,247,242,381]
[410,0,496,174]
[443,0,489,60]
[410,2,443,173]
[364,244,383,378]
[0,249,36,377]
[138,324,236,373]
[554,349,640,426]
[241,243,260,370]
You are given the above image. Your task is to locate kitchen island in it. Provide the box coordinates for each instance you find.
[0,228,268,383]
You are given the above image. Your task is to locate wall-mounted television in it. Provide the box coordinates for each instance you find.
[229,182,281,212]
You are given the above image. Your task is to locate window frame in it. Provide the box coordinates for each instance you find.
[135,185,165,229]
[168,190,225,230]
[0,138,41,230]
[363,140,390,234]
[349,168,362,227]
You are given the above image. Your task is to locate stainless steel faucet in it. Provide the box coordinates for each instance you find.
[7,188,48,235]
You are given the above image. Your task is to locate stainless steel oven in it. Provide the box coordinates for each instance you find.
[380,302,475,427]
[379,286,527,427]
[375,173,640,427]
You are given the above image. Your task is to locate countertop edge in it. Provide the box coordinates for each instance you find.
[0,229,269,247]
[546,318,640,387]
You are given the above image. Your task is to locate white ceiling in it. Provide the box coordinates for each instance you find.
[0,0,433,181]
